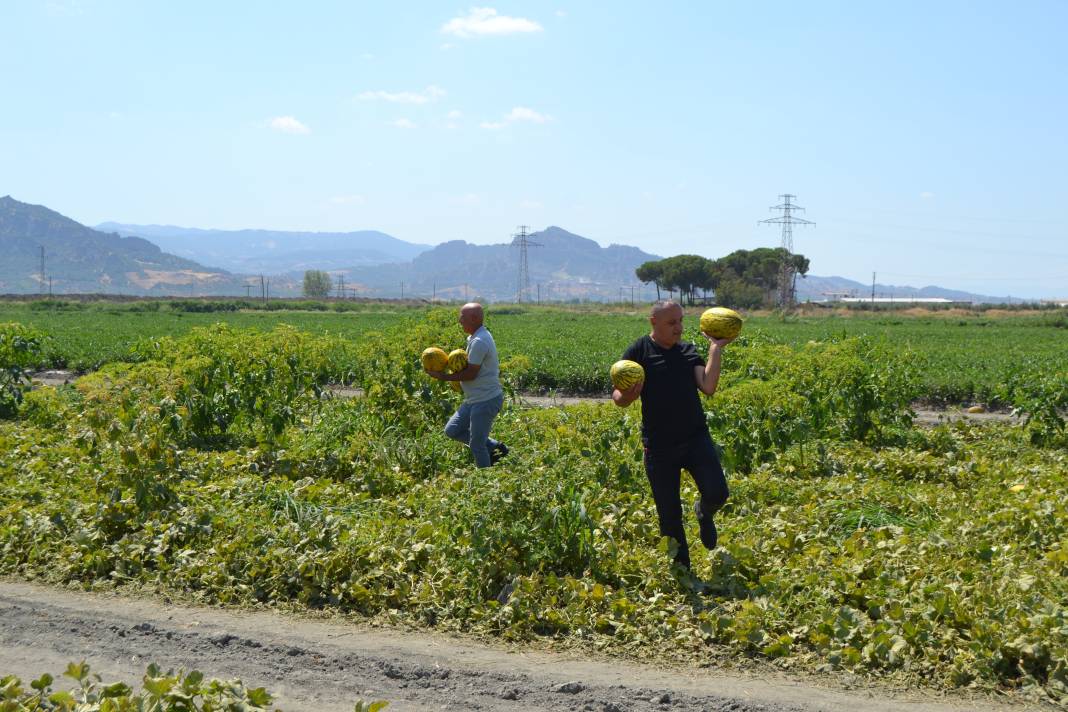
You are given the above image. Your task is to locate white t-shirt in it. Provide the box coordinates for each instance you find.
[463,325,503,403]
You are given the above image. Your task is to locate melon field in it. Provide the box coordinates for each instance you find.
[1,299,1066,406]
[1,303,1067,705]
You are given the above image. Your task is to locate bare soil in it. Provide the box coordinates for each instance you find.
[0,580,1033,712]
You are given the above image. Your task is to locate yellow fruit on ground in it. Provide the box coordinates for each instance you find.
[966,405,986,414]
[610,360,645,390]
[447,348,468,373]
[421,347,448,372]
[700,307,743,339]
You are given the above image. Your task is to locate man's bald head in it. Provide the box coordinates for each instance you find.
[650,300,682,320]
[649,300,684,347]
[459,302,485,334]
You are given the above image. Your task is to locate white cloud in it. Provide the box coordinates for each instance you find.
[268,116,310,134]
[330,195,367,205]
[441,7,543,38]
[556,9,567,17]
[358,86,446,104]
[391,118,417,129]
[520,199,543,209]
[505,106,550,123]
[480,106,553,129]
[447,110,463,119]
[920,191,935,200]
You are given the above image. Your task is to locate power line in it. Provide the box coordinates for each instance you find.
[511,225,542,303]
[760,194,815,308]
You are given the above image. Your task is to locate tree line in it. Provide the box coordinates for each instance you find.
[303,247,809,306]
[635,248,809,308]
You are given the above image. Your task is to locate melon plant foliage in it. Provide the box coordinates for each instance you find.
[0,322,44,418]
[0,309,1067,704]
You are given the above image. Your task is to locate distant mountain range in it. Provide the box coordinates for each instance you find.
[97,223,431,274]
[325,226,662,301]
[793,274,1025,304]
[0,196,257,295]
[0,196,1036,302]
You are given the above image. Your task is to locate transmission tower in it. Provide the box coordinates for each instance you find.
[511,225,542,303]
[760,194,814,308]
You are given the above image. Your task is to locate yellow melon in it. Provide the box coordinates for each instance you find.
[699,307,743,339]
[420,347,448,372]
[610,360,645,390]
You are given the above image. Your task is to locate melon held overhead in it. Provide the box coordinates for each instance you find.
[699,307,743,339]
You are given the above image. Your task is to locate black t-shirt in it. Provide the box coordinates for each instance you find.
[622,335,706,448]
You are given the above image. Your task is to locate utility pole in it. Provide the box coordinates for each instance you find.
[400,282,404,300]
[336,273,345,299]
[511,226,542,303]
[265,279,270,304]
[872,272,876,304]
[38,246,45,296]
[433,280,437,301]
[245,284,252,299]
[537,283,540,305]
[260,275,266,305]
[48,276,53,298]
[760,194,814,309]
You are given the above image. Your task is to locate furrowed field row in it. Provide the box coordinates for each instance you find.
[2,303,1066,404]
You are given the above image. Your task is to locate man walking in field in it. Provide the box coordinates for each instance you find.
[613,300,733,571]
[425,303,509,467]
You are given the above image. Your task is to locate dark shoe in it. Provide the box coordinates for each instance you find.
[694,497,718,550]
[490,442,509,465]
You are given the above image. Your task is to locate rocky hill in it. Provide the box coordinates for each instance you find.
[333,226,662,301]
[0,196,254,295]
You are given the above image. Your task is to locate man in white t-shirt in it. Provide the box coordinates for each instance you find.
[424,303,508,467]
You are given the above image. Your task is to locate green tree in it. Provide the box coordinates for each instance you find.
[658,254,718,305]
[635,260,665,300]
[302,270,333,298]
[714,277,766,309]
[713,248,809,306]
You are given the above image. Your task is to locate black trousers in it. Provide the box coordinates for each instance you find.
[643,429,729,569]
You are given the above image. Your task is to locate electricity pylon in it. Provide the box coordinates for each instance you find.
[511,226,542,303]
[760,194,814,308]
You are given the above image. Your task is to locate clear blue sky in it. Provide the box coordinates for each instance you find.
[2,1,1065,298]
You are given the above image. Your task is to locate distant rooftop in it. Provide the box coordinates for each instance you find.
[834,297,957,304]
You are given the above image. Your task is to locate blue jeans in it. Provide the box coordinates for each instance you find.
[444,393,504,468]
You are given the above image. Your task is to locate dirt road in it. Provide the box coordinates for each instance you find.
[1,580,1030,712]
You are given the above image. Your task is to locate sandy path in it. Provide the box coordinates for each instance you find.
[0,580,1029,712]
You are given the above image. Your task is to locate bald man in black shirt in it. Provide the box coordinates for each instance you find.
[613,300,733,571]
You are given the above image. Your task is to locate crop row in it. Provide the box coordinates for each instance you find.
[2,303,1065,406]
